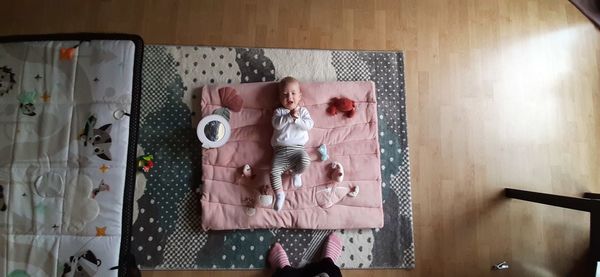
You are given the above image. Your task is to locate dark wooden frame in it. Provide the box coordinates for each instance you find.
[505,188,600,275]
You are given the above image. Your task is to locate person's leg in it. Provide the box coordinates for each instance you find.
[268,243,290,268]
[291,258,342,277]
[272,266,298,277]
[269,243,302,277]
[289,148,310,188]
[272,233,344,277]
[322,233,343,263]
[288,232,343,277]
[270,147,292,211]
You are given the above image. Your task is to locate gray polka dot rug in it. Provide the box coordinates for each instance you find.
[132,46,414,270]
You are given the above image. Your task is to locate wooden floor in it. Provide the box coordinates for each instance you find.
[3,0,600,276]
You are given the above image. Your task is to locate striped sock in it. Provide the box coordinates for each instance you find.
[323,233,343,263]
[268,243,290,268]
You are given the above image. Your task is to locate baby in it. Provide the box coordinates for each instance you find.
[270,76,314,211]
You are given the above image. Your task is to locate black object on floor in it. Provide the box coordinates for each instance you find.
[505,188,600,276]
[273,258,342,277]
[571,0,600,28]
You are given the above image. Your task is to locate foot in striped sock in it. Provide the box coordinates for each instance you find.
[323,233,343,263]
[268,242,290,269]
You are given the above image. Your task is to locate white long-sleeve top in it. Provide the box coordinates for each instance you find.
[271,107,314,146]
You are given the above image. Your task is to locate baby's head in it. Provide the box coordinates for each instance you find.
[277,76,301,110]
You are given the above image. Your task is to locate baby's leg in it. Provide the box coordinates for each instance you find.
[289,148,310,188]
[290,148,311,174]
[270,147,292,192]
[271,147,292,211]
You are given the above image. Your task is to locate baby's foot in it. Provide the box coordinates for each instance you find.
[274,191,286,211]
[292,174,303,188]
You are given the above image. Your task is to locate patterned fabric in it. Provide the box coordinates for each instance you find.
[0,39,140,277]
[133,46,414,269]
[270,145,311,191]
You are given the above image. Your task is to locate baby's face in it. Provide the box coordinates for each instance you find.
[279,81,301,110]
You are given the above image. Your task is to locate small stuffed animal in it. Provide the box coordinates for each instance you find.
[326,97,356,118]
[317,144,328,161]
[219,87,244,112]
[330,162,344,183]
[241,164,255,178]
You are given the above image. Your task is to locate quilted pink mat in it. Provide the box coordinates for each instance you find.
[199,81,383,230]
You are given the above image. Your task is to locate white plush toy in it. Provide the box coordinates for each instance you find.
[330,162,344,183]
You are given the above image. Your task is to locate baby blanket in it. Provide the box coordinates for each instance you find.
[200,81,383,230]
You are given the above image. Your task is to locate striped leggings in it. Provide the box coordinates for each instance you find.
[270,145,311,191]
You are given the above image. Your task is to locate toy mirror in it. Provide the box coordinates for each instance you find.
[197,114,231,148]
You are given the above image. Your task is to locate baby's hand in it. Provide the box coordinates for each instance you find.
[290,107,300,119]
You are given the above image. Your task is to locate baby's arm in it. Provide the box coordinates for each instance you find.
[294,108,314,130]
[272,108,292,130]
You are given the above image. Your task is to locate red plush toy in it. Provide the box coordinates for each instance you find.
[326,97,356,118]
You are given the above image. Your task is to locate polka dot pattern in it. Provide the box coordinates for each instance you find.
[160,191,208,268]
[390,148,413,217]
[365,53,408,149]
[331,51,371,81]
[194,230,274,269]
[372,185,405,267]
[131,192,164,266]
[139,46,178,125]
[132,46,202,267]
[167,46,242,125]
[235,48,277,83]
[273,229,314,265]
